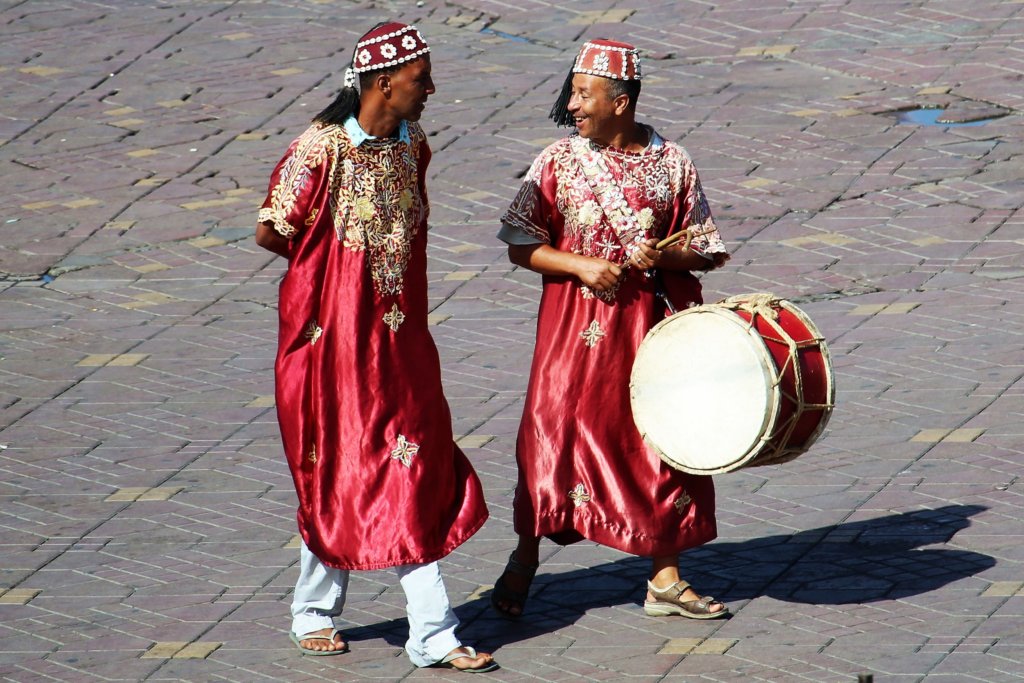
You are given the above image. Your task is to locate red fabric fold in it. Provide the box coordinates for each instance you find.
[263,122,487,570]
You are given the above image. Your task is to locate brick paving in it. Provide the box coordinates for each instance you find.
[2,0,1024,681]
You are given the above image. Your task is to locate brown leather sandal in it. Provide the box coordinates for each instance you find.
[643,580,729,619]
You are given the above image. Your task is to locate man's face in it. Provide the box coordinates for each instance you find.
[386,56,435,122]
[567,73,622,143]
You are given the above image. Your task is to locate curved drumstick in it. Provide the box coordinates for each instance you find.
[625,226,718,270]
[655,228,693,252]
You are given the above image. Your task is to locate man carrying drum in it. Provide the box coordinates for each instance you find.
[493,38,730,620]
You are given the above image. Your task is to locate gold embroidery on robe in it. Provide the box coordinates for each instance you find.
[569,483,592,507]
[383,304,406,332]
[305,321,323,345]
[329,130,427,296]
[390,434,420,468]
[581,320,606,348]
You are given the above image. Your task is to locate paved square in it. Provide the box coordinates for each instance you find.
[2,1,1023,680]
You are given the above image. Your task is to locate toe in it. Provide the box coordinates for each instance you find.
[684,589,725,613]
[496,598,522,616]
[299,628,345,652]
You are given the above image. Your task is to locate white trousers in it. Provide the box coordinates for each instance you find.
[291,541,461,667]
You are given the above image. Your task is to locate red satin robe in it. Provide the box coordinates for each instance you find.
[259,121,487,570]
[500,130,729,557]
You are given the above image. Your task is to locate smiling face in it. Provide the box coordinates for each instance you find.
[384,55,435,122]
[567,73,629,145]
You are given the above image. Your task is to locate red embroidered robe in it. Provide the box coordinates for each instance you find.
[500,131,728,556]
[259,121,487,570]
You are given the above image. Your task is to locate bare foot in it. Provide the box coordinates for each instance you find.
[494,570,531,617]
[492,548,539,618]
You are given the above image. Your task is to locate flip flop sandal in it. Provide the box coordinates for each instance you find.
[490,551,539,619]
[430,646,500,673]
[289,628,349,655]
[643,579,729,619]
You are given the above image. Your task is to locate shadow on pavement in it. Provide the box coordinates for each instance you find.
[716,503,993,605]
[342,504,992,648]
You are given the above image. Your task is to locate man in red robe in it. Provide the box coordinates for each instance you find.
[493,39,731,620]
[255,22,496,672]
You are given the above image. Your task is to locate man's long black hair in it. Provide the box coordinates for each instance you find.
[313,79,360,126]
[312,22,394,125]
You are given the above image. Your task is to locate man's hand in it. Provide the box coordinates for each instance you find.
[508,244,626,291]
[628,239,662,271]
[574,256,623,292]
[255,222,292,259]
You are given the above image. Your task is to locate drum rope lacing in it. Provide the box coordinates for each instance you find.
[717,293,832,464]
[720,292,782,321]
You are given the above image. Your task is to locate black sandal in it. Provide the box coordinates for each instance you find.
[490,551,538,619]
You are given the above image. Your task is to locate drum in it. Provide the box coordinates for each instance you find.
[629,292,834,474]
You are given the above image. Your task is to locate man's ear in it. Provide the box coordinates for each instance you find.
[613,93,631,116]
[376,72,392,96]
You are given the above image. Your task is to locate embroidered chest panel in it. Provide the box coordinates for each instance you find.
[547,139,682,261]
[330,129,427,296]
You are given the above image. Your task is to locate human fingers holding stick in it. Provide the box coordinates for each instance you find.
[627,238,665,271]
[627,228,696,271]
[630,228,725,273]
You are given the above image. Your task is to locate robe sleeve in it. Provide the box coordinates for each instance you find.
[673,153,729,266]
[498,151,555,245]
[415,131,431,217]
[258,125,333,239]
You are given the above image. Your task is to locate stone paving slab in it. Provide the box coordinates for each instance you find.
[2,0,1024,681]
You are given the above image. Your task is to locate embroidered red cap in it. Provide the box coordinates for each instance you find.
[573,39,642,81]
[352,23,430,74]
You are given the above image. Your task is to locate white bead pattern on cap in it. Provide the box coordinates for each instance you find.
[572,42,642,81]
[352,25,431,74]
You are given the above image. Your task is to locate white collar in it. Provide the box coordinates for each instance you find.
[343,116,411,146]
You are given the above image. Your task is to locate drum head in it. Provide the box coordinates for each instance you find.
[630,308,779,474]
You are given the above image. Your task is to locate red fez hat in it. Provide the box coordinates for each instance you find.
[352,23,430,74]
[573,39,642,81]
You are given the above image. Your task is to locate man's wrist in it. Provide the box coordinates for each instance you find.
[690,249,714,271]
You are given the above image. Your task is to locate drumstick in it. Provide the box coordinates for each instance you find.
[656,226,720,251]
[626,226,715,268]
[624,230,689,271]
[656,229,692,252]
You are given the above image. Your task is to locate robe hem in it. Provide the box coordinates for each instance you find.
[520,513,716,557]
[301,509,489,571]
